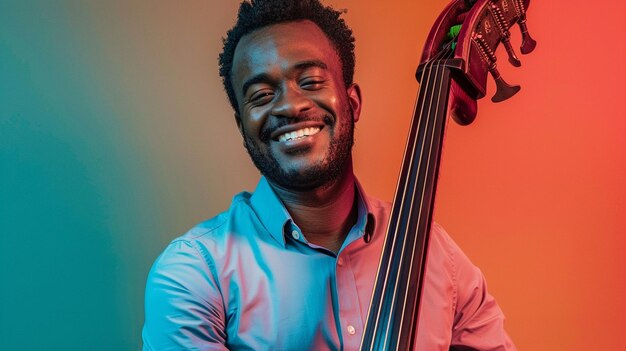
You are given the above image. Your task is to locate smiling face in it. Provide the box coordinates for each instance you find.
[231,20,361,191]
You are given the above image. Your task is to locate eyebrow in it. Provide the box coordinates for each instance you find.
[294,59,328,72]
[242,73,273,98]
[241,60,329,97]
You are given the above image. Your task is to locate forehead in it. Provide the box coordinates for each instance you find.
[231,20,341,89]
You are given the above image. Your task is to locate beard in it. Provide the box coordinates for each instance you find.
[242,107,355,191]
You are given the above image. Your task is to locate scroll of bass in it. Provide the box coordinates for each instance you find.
[359,0,536,350]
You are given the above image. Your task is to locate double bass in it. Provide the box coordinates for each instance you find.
[360,0,536,349]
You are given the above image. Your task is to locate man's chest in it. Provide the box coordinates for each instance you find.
[212,235,455,350]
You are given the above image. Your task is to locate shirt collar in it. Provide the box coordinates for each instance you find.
[249,176,292,246]
[249,176,377,246]
[354,178,377,243]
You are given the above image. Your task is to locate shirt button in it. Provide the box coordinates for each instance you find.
[347,325,356,335]
[291,230,300,240]
[337,257,344,266]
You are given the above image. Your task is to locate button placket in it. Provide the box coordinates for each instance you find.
[335,253,364,349]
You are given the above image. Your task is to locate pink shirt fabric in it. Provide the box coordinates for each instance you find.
[143,177,516,350]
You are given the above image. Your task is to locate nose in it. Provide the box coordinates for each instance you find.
[270,83,313,118]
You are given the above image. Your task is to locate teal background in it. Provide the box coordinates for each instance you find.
[1,1,254,350]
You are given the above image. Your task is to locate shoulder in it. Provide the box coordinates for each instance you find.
[149,190,260,277]
[427,222,482,289]
[172,190,263,252]
[430,222,465,260]
[143,197,253,350]
[145,189,259,301]
[180,190,254,241]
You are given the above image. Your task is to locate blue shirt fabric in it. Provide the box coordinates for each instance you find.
[142,176,515,350]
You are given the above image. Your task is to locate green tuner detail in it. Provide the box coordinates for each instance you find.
[447,24,462,39]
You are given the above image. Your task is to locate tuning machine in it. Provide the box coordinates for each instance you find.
[490,3,521,67]
[513,0,537,54]
[474,34,520,102]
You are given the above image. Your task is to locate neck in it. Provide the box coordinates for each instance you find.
[269,162,358,254]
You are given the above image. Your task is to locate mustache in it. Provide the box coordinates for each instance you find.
[260,113,334,143]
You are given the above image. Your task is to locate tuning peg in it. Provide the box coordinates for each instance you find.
[474,34,521,102]
[490,4,521,67]
[518,19,536,54]
[502,37,522,67]
[490,67,521,102]
[514,0,537,54]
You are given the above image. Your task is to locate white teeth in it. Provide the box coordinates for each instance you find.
[277,127,321,142]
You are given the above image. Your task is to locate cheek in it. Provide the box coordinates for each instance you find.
[312,91,343,120]
[242,108,269,134]
[327,95,338,107]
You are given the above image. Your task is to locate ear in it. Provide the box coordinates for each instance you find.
[347,83,362,123]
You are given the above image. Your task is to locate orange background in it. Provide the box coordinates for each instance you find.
[1,0,624,350]
[343,1,626,349]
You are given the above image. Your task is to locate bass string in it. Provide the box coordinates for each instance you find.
[394,48,455,349]
[381,52,448,349]
[361,47,445,349]
[363,45,453,350]
[362,51,440,349]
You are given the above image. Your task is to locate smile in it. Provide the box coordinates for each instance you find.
[277,127,321,142]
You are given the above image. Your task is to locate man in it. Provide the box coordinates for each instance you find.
[142,1,516,350]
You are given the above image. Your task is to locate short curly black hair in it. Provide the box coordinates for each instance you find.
[218,0,356,114]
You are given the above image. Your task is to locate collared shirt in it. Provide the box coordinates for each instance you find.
[142,177,515,350]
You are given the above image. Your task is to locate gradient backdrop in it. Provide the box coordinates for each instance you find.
[1,0,625,350]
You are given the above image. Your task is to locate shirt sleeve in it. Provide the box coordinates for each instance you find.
[442,231,517,351]
[142,239,229,351]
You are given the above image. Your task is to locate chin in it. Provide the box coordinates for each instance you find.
[274,170,327,190]
[276,160,350,192]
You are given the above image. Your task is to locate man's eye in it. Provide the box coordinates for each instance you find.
[300,79,325,90]
[248,91,274,105]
